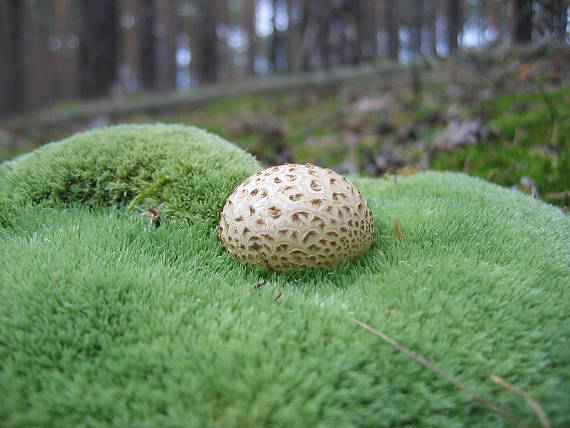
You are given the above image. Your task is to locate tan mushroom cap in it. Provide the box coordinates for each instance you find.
[219,163,375,272]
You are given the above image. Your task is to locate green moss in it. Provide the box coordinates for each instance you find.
[1,125,568,426]
[432,86,570,206]
[0,124,261,227]
[1,172,569,427]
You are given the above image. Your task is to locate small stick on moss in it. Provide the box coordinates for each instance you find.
[395,218,405,242]
[127,176,171,211]
[544,191,569,200]
[348,315,532,428]
[489,374,551,428]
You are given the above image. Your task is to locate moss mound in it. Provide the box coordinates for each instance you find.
[1,172,569,427]
[1,124,569,427]
[0,124,261,226]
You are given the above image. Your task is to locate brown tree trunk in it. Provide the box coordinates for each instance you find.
[350,0,366,65]
[446,0,461,53]
[269,0,279,72]
[361,0,378,62]
[298,0,314,71]
[53,0,70,100]
[542,0,565,40]
[40,1,56,107]
[2,0,24,114]
[317,4,331,69]
[513,0,533,43]
[23,2,48,111]
[411,0,425,57]
[79,0,120,98]
[195,0,219,83]
[242,0,257,76]
[0,2,8,115]
[156,0,177,90]
[286,0,298,72]
[216,0,231,80]
[426,0,439,55]
[385,0,399,60]
[138,0,157,89]
[120,0,139,92]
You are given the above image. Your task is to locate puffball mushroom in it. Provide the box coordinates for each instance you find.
[219,163,374,272]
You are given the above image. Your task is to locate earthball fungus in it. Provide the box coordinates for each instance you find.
[219,163,374,272]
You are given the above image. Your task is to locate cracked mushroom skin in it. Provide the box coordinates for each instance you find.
[219,163,374,272]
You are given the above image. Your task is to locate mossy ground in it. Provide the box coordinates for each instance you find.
[432,86,570,206]
[1,124,569,427]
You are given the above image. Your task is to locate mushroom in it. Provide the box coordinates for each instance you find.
[219,163,374,272]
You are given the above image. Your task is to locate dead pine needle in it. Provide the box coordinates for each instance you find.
[347,315,533,428]
[252,281,266,290]
[490,374,551,428]
[395,218,405,242]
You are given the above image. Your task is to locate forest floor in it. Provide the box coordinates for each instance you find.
[1,43,569,210]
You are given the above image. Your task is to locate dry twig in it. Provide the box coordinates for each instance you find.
[348,315,536,428]
[395,218,405,242]
[545,191,570,200]
[490,374,551,428]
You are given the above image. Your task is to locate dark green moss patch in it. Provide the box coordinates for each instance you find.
[0,124,260,227]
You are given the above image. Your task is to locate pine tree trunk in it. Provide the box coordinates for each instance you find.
[196,0,219,83]
[542,0,565,40]
[54,0,69,100]
[79,0,120,98]
[216,0,230,80]
[2,0,24,114]
[138,0,157,90]
[411,0,424,57]
[361,0,378,62]
[513,0,533,43]
[427,0,439,56]
[242,0,257,76]
[446,0,461,53]
[385,0,399,60]
[23,3,46,111]
[157,0,177,90]
[270,0,279,72]
[351,0,366,65]
[121,0,139,92]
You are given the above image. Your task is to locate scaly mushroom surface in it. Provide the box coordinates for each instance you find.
[220,163,375,272]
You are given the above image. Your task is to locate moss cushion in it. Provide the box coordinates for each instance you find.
[0,124,568,427]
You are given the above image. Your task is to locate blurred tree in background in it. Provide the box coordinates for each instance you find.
[0,0,568,117]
